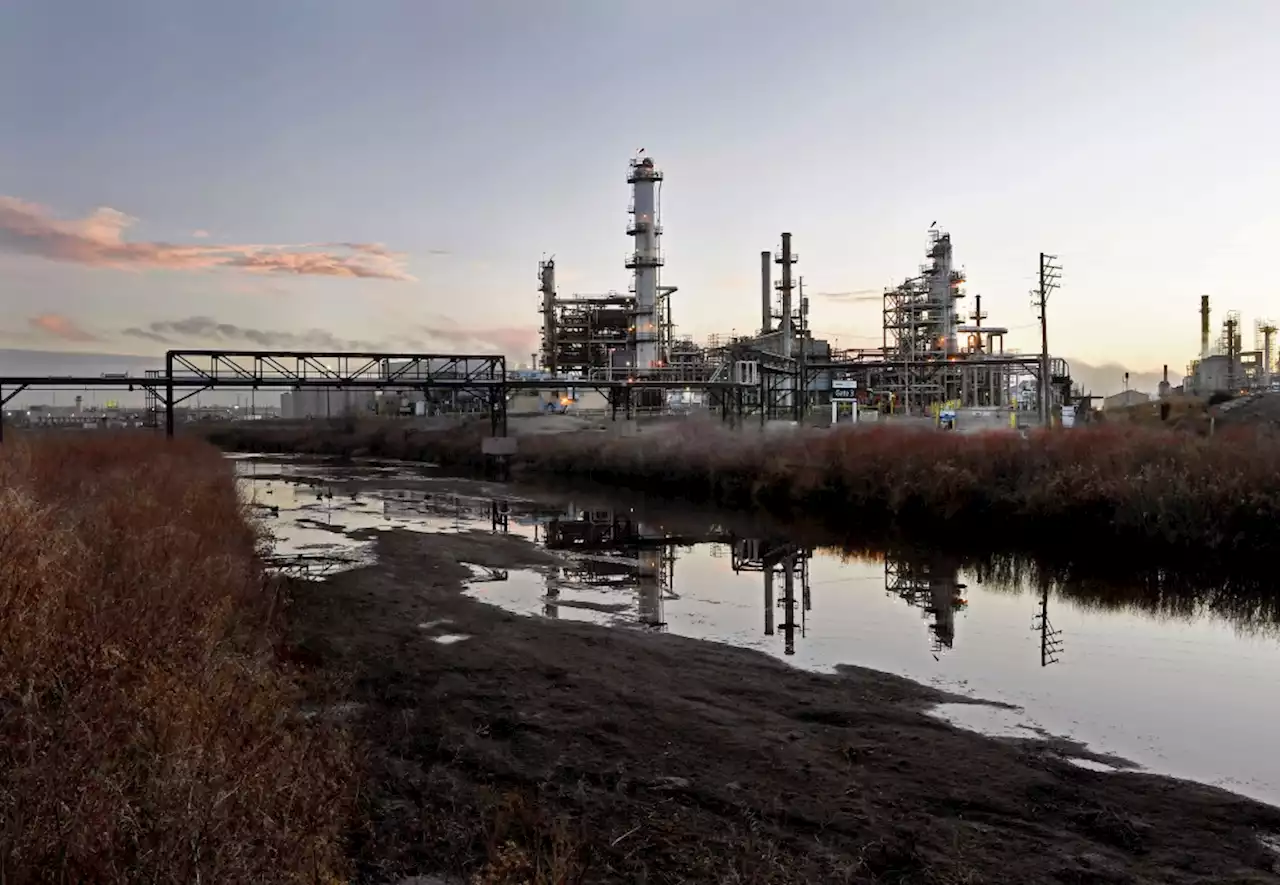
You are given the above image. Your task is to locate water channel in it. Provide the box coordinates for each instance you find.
[235,455,1280,808]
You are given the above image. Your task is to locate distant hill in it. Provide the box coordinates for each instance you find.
[1065,359,1168,399]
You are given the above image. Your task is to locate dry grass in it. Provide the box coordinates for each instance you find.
[0,434,351,884]
[470,793,590,885]
[1097,393,1211,431]
[203,417,490,469]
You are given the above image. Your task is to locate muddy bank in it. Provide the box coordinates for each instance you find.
[288,528,1280,884]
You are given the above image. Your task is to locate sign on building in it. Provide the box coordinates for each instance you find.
[831,379,858,400]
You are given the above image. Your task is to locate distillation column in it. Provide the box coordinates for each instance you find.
[539,258,556,374]
[627,156,665,371]
[760,251,772,334]
[927,232,959,356]
[775,232,797,358]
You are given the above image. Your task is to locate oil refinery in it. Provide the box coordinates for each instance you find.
[530,151,1077,426]
[17,151,1276,436]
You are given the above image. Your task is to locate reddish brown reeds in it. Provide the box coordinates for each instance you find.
[0,434,351,884]
[517,422,1280,558]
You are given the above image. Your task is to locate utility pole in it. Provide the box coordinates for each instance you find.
[1033,252,1062,425]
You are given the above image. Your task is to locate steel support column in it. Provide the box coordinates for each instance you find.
[164,352,175,438]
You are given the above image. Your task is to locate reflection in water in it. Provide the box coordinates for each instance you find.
[236,464,1159,677]
[537,507,700,629]
[234,460,1280,805]
[731,538,811,655]
[884,553,969,655]
[1034,584,1065,667]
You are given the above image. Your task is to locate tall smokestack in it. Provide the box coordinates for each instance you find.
[1200,294,1211,358]
[760,251,772,334]
[777,232,795,358]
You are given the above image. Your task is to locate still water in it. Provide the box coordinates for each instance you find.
[235,456,1280,807]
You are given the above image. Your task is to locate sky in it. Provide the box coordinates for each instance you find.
[2,0,1279,395]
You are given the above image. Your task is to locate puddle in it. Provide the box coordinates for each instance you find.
[235,459,538,576]
[236,456,1280,807]
[432,634,471,645]
[1068,757,1122,773]
[929,702,1046,740]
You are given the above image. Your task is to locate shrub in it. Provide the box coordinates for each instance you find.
[512,423,1280,561]
[0,434,351,884]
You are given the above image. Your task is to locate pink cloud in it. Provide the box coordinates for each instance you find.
[437,325,538,356]
[419,314,538,356]
[121,315,538,359]
[191,229,210,238]
[29,313,99,342]
[0,197,415,281]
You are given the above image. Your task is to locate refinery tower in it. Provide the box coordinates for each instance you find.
[539,152,676,378]
[626,153,664,371]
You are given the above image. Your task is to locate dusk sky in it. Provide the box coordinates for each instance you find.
[2,0,1278,385]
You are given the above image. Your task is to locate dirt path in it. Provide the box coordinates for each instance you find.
[287,528,1280,885]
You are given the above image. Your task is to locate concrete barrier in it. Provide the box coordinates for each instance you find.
[481,436,518,456]
[954,407,1012,434]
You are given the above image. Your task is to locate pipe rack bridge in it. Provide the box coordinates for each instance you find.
[0,350,510,442]
[0,348,783,442]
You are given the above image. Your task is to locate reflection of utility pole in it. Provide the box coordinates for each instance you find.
[1032,253,1062,424]
[1031,584,1063,667]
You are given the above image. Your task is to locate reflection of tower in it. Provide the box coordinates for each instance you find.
[732,537,812,656]
[927,568,962,651]
[884,553,968,653]
[540,505,677,628]
[490,499,509,533]
[1032,584,1064,667]
[637,547,665,627]
[381,490,499,528]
